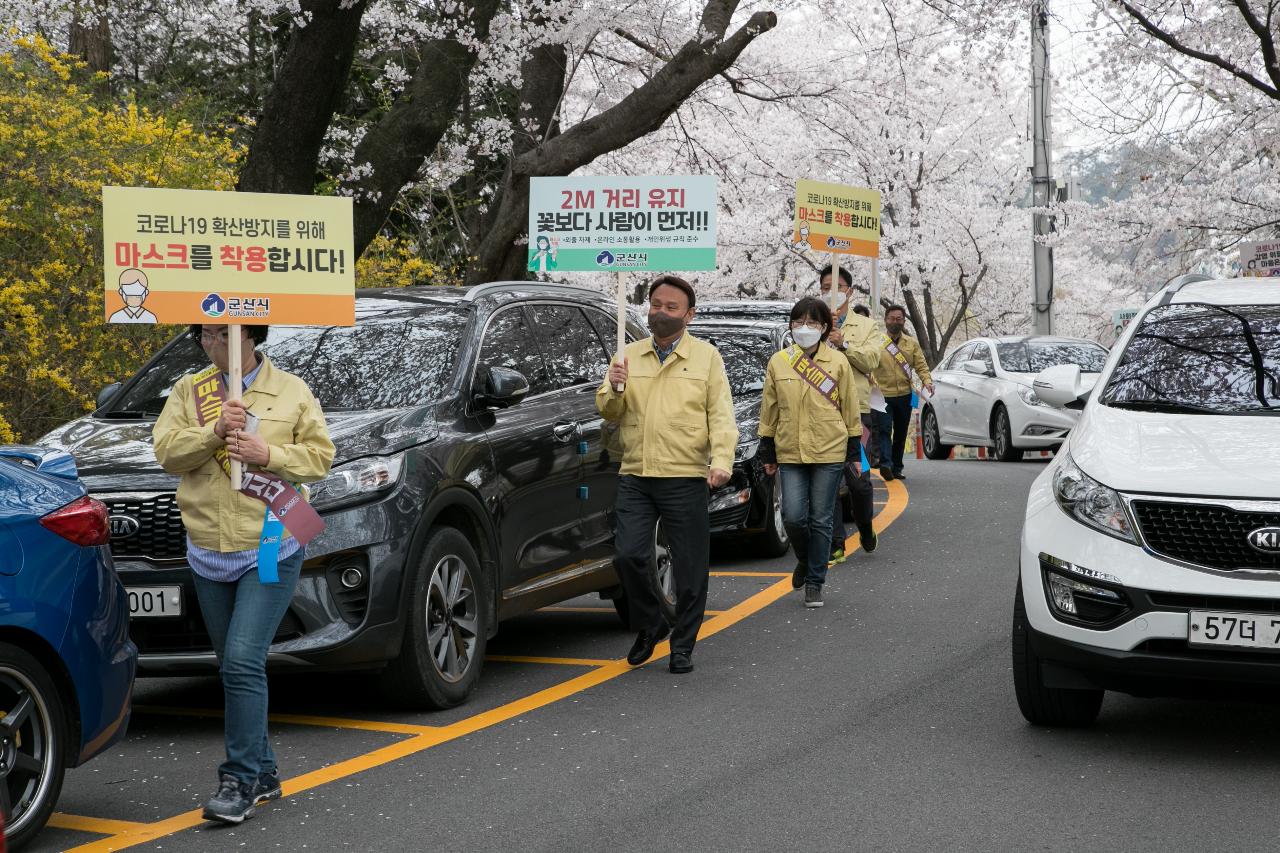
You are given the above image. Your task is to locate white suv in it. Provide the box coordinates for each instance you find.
[1014,275,1280,726]
[921,336,1108,462]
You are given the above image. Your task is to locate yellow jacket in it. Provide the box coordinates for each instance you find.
[153,356,335,552]
[873,333,933,397]
[759,344,861,464]
[837,311,884,415]
[596,334,738,477]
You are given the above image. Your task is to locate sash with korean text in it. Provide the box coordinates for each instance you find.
[782,345,840,409]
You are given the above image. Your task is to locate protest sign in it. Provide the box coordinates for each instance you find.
[526,176,718,273]
[792,179,881,258]
[1240,240,1280,278]
[103,186,356,326]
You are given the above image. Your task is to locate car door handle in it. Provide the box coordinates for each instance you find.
[552,421,579,442]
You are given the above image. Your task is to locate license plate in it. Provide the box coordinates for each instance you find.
[1188,611,1280,650]
[127,585,183,618]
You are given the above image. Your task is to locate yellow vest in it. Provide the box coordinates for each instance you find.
[595,334,738,477]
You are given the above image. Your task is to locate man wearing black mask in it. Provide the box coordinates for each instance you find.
[872,304,934,480]
[597,275,737,674]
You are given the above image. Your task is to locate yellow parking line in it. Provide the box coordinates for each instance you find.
[68,482,909,852]
[132,705,439,736]
[709,571,790,577]
[486,655,616,666]
[47,814,149,835]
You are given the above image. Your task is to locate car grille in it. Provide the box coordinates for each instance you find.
[1131,499,1280,572]
[100,492,187,561]
[131,607,304,655]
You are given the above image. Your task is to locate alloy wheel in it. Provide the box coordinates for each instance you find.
[0,668,56,835]
[425,555,479,683]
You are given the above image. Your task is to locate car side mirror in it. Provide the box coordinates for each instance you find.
[96,382,122,409]
[1033,364,1087,410]
[475,366,530,410]
[962,360,992,377]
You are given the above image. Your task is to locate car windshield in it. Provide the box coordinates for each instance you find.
[697,330,774,396]
[104,300,468,414]
[1099,302,1280,414]
[996,340,1108,373]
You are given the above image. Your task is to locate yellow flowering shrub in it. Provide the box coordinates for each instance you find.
[0,36,239,441]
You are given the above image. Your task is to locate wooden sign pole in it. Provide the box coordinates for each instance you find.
[227,325,244,490]
[614,271,627,392]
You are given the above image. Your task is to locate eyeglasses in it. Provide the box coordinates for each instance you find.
[791,320,825,330]
[199,329,230,344]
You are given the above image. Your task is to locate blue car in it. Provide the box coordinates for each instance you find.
[0,446,136,850]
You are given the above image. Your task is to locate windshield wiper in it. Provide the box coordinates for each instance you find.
[1106,399,1221,414]
[98,409,160,419]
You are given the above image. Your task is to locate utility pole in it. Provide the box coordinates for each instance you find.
[1030,2,1054,335]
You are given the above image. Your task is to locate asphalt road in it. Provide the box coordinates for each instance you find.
[32,457,1280,852]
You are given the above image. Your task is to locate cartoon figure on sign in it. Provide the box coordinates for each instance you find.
[529,234,558,273]
[792,224,810,250]
[108,268,158,323]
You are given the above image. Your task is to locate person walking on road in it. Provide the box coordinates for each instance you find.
[819,267,881,563]
[872,304,934,481]
[597,275,738,674]
[154,324,334,824]
[757,297,862,609]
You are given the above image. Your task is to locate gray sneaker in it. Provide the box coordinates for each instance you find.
[804,583,824,608]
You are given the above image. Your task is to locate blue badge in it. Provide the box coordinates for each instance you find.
[256,507,284,583]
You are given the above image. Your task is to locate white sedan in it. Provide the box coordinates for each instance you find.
[920,335,1108,462]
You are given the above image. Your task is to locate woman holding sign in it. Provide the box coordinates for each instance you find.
[153,324,334,825]
[757,298,862,609]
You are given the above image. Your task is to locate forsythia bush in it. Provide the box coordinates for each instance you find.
[0,36,239,442]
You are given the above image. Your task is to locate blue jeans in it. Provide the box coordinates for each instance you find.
[191,549,304,786]
[780,463,844,587]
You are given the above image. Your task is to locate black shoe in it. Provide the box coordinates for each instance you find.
[669,652,694,674]
[860,526,878,553]
[254,770,282,805]
[879,466,894,481]
[203,773,256,824]
[791,562,805,589]
[626,625,670,666]
[893,469,906,480]
[804,583,825,609]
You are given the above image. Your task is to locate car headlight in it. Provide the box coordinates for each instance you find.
[1052,454,1133,542]
[310,453,406,511]
[1018,386,1047,408]
[734,439,760,463]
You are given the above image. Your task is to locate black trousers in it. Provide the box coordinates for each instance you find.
[831,421,876,550]
[885,393,914,473]
[614,475,710,655]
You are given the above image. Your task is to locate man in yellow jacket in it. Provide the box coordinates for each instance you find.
[597,275,737,675]
[820,265,882,559]
[872,304,935,481]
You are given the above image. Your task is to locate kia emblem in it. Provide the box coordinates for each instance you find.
[1246,526,1280,554]
[109,515,140,537]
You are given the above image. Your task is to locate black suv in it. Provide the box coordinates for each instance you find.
[38,283,648,708]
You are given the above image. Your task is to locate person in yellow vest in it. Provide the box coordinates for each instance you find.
[756,297,862,609]
[597,275,737,675]
[872,304,934,481]
[820,265,882,562]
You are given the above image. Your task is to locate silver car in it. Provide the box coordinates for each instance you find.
[920,335,1108,461]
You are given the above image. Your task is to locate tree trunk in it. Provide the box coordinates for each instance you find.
[237,0,371,194]
[68,0,111,95]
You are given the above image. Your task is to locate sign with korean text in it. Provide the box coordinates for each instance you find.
[1240,240,1280,278]
[103,186,355,326]
[527,176,717,272]
[792,180,881,258]
[1112,307,1139,336]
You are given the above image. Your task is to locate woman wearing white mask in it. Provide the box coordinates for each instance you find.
[756,297,862,609]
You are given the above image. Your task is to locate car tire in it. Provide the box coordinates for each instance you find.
[613,521,679,629]
[1011,582,1103,727]
[757,477,790,558]
[921,406,953,460]
[382,527,488,710]
[992,405,1021,462]
[0,641,67,850]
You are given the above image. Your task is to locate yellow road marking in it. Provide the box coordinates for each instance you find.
[486,655,616,666]
[709,571,789,578]
[47,814,149,834]
[132,705,439,736]
[66,482,909,852]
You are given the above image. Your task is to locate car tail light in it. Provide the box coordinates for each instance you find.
[40,496,111,546]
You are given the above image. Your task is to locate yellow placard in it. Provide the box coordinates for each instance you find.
[792,179,881,258]
[102,186,355,326]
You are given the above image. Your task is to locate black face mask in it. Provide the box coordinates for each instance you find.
[886,321,905,335]
[648,311,685,339]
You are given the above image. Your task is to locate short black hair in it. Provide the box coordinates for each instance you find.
[190,324,269,346]
[884,304,907,320]
[789,296,834,343]
[852,304,870,317]
[648,275,696,310]
[819,263,852,288]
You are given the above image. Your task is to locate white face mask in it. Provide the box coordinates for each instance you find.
[792,326,822,348]
[821,289,846,314]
